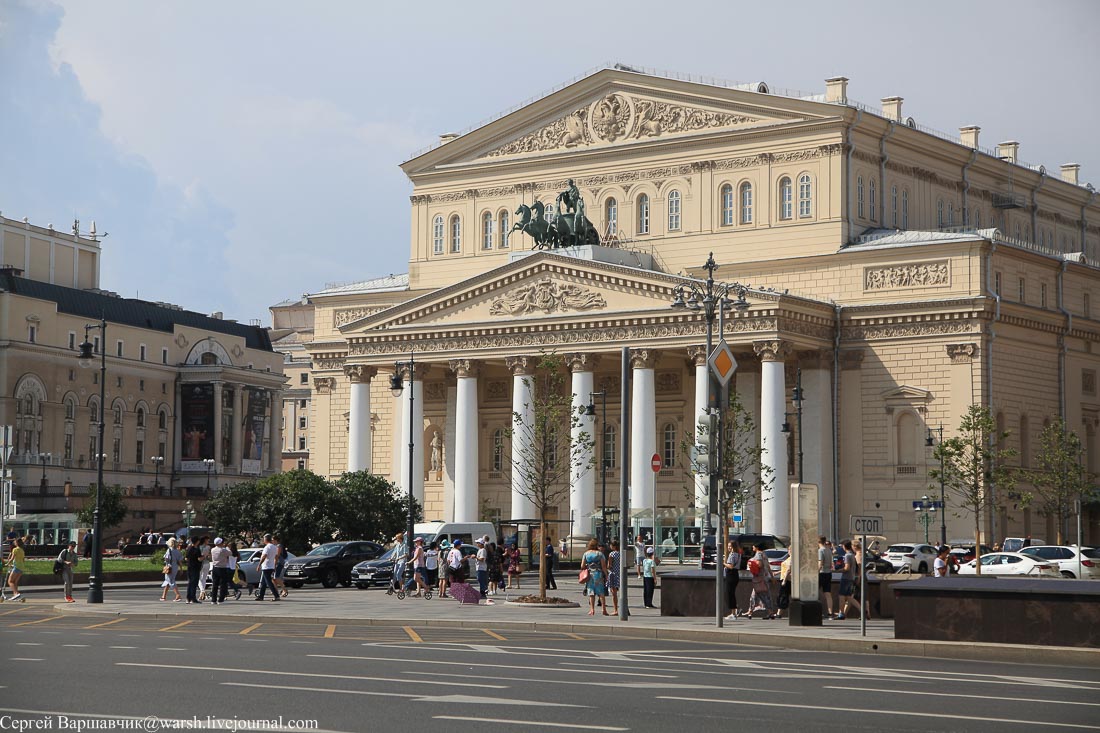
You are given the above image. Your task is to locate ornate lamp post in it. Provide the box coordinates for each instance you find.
[39,452,52,493]
[913,495,937,544]
[202,458,215,494]
[181,500,195,533]
[389,352,417,570]
[670,252,749,532]
[76,319,107,603]
[586,390,608,543]
[150,456,164,493]
[926,426,947,545]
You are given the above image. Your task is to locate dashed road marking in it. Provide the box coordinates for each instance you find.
[239,623,263,635]
[482,629,507,641]
[9,658,43,662]
[438,717,626,731]
[159,621,193,632]
[402,626,423,643]
[11,616,62,627]
[324,625,336,639]
[85,618,127,629]
[109,646,137,650]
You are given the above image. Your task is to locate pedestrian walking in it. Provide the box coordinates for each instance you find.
[559,537,567,559]
[836,540,860,620]
[425,541,440,589]
[723,539,741,620]
[437,539,451,598]
[5,537,26,602]
[227,541,243,600]
[775,551,792,619]
[159,538,182,602]
[543,538,557,591]
[642,547,659,609]
[475,538,489,597]
[196,536,212,600]
[744,543,775,619]
[818,536,836,619]
[607,540,622,614]
[209,537,231,604]
[407,537,429,596]
[273,535,288,598]
[81,530,93,559]
[254,534,280,602]
[633,535,645,578]
[487,542,503,595]
[58,540,78,602]
[581,539,609,616]
[185,536,203,604]
[506,544,522,589]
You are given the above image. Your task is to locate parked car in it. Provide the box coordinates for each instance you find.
[1020,545,1100,579]
[282,541,383,588]
[352,546,400,589]
[948,543,992,564]
[883,543,939,574]
[700,533,788,570]
[763,548,787,576]
[1002,537,1046,553]
[956,551,1060,578]
[234,547,296,586]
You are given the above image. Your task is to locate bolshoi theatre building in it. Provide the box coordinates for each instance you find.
[289,67,1100,547]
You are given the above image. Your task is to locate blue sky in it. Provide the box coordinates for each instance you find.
[1,0,1097,324]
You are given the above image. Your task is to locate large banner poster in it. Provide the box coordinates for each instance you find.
[180,384,215,469]
[241,388,269,475]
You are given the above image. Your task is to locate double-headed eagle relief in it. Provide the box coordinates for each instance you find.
[512,178,601,250]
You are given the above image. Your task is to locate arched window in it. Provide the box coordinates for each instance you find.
[902,189,909,228]
[89,399,99,424]
[114,404,123,426]
[739,182,753,224]
[136,407,145,428]
[605,198,618,235]
[798,174,812,218]
[779,177,793,220]
[937,199,944,227]
[667,190,681,231]
[720,184,734,226]
[869,180,877,222]
[857,175,865,219]
[896,412,920,466]
[432,215,444,255]
[891,185,898,228]
[65,398,76,420]
[1019,415,1030,468]
[602,424,618,470]
[1015,221,1022,241]
[158,409,168,430]
[498,211,509,248]
[637,194,650,234]
[492,428,504,472]
[449,215,461,253]
[662,422,677,468]
[973,209,981,228]
[481,211,493,250]
[948,201,955,225]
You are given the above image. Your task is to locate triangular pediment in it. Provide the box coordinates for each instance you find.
[404,68,836,173]
[881,385,933,402]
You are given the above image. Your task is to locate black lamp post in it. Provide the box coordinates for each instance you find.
[670,252,749,532]
[913,495,937,545]
[586,390,608,543]
[39,452,51,493]
[77,319,107,603]
[926,425,947,545]
[780,368,805,483]
[150,456,164,493]
[389,352,416,566]
[203,458,215,494]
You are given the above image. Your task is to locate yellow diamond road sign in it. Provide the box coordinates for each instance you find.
[708,339,738,387]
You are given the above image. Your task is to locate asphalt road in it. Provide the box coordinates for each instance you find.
[2,599,1099,732]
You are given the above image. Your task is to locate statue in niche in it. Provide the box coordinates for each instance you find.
[430,430,443,474]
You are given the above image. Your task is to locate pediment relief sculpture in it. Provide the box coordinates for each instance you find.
[488,279,607,316]
[483,93,757,158]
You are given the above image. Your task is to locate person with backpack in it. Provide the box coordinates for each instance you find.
[743,542,776,619]
[57,540,78,603]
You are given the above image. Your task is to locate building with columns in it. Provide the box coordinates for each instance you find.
[306,67,1100,546]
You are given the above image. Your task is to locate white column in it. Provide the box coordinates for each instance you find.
[345,365,376,473]
[735,366,761,532]
[442,383,457,523]
[688,346,709,517]
[398,365,425,506]
[756,340,790,537]
[450,359,479,523]
[567,353,597,539]
[507,356,536,519]
[630,349,657,514]
[800,354,834,534]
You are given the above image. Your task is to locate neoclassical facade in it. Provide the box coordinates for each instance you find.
[303,68,1100,544]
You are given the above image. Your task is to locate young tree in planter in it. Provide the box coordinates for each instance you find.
[505,353,595,600]
[75,484,128,532]
[1028,419,1096,545]
[929,405,1017,574]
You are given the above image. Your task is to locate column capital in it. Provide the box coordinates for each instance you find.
[397,363,430,381]
[839,349,865,371]
[505,355,534,376]
[564,353,599,373]
[753,340,791,363]
[344,365,378,384]
[313,377,336,394]
[687,345,708,367]
[945,342,979,364]
[629,348,657,369]
[797,350,834,370]
[449,359,480,378]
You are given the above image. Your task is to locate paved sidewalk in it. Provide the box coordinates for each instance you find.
[45,578,1100,668]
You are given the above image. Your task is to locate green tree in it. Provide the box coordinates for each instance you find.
[1027,419,1096,545]
[930,405,1017,574]
[200,479,264,539]
[334,471,422,543]
[75,484,128,531]
[506,353,595,600]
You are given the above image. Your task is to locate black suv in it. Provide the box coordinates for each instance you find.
[283,541,383,588]
[700,533,788,570]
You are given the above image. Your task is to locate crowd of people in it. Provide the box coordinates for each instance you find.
[158,533,289,604]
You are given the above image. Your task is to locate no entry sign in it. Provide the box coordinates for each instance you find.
[651,453,662,473]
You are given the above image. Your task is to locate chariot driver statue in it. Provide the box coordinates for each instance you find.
[514,177,601,249]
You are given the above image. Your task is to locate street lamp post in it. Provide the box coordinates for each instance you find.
[77,319,107,603]
[780,368,805,483]
[181,499,195,534]
[913,495,937,545]
[150,456,164,493]
[926,426,947,545]
[670,252,749,533]
[39,452,52,493]
[586,390,608,543]
[203,458,215,494]
[389,352,417,573]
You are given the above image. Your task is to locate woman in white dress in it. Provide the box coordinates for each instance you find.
[159,537,182,602]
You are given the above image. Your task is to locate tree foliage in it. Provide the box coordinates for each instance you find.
[1026,419,1096,544]
[76,484,128,531]
[930,405,1017,574]
[334,471,422,544]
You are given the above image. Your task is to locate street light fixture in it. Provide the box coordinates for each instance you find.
[202,458,216,494]
[913,495,937,545]
[586,390,608,543]
[76,318,107,603]
[150,456,164,494]
[926,425,947,545]
[181,499,195,533]
[780,368,805,483]
[39,452,52,493]
[389,351,417,576]
[670,252,750,533]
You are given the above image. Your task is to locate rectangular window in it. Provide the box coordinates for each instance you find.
[299,416,307,429]
[93,336,100,353]
[158,441,167,459]
[68,369,74,382]
[1018,277,1026,303]
[299,399,307,408]
[116,340,123,357]
[135,440,144,465]
[112,437,121,463]
[298,436,306,450]
[27,325,36,343]
[64,434,73,460]
[116,376,123,388]
[93,372,98,385]
[161,348,168,365]
[68,332,76,350]
[299,373,308,384]
[139,379,145,392]
[140,344,147,361]
[1040,283,1047,309]
[994,272,1002,296]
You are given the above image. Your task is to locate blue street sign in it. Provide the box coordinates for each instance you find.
[733,513,743,523]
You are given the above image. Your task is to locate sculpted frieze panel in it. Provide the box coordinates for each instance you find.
[656,371,682,394]
[486,381,509,400]
[314,358,345,371]
[334,307,381,328]
[843,320,977,341]
[488,279,607,316]
[864,261,949,291]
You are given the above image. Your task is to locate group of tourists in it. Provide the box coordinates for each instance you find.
[393,532,526,601]
[577,536,657,615]
[158,533,289,604]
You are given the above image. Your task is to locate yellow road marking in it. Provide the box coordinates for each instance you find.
[0,607,31,617]
[239,623,263,635]
[402,626,423,643]
[11,615,62,627]
[482,629,507,641]
[84,618,127,629]
[565,633,584,640]
[159,620,193,632]
[324,625,336,639]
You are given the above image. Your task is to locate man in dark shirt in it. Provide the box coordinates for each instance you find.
[185,537,203,604]
[544,539,557,590]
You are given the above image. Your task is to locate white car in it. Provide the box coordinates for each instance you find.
[957,552,1059,578]
[1020,546,1100,580]
[883,543,939,574]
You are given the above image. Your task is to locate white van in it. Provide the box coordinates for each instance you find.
[414,522,497,547]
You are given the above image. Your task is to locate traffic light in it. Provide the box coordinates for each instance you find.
[695,411,718,475]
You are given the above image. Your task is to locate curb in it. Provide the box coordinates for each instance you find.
[50,605,1100,668]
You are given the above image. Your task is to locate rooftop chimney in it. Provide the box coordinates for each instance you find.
[825,77,848,104]
[959,126,980,149]
[881,96,903,121]
[439,133,458,145]
[1061,164,1081,185]
[997,140,1020,164]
